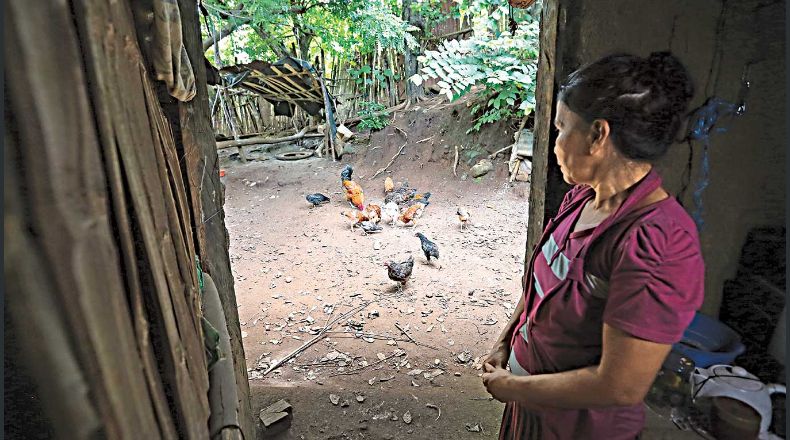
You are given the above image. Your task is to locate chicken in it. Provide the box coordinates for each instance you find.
[382,202,400,225]
[415,233,439,264]
[342,180,365,210]
[384,183,417,205]
[384,176,395,194]
[384,255,414,289]
[457,207,471,229]
[365,203,382,224]
[402,194,431,210]
[359,221,383,235]
[413,192,432,205]
[340,164,353,183]
[305,193,330,207]
[341,210,369,231]
[397,203,425,227]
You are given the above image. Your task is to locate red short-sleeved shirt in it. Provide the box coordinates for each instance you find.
[509,170,705,439]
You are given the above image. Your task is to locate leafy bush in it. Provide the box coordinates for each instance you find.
[356,101,390,131]
[410,21,540,133]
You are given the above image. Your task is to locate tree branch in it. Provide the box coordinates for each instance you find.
[203,19,250,52]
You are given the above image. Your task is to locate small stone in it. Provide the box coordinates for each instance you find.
[329,394,340,405]
[403,411,412,424]
[374,240,382,250]
[285,277,293,283]
[356,395,365,403]
[341,400,350,408]
[465,423,482,433]
[377,353,386,361]
[470,159,494,178]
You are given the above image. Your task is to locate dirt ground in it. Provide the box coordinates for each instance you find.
[220,100,531,439]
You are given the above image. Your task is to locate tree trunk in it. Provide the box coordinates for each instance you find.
[402,0,424,102]
[292,20,312,61]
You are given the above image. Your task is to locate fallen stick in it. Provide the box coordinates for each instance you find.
[321,332,440,350]
[216,125,315,149]
[453,145,459,177]
[415,136,434,144]
[488,145,512,160]
[395,322,417,344]
[370,128,408,179]
[329,352,401,377]
[261,299,378,377]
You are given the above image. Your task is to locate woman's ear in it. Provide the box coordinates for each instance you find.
[589,119,611,154]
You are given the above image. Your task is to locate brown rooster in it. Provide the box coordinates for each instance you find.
[343,180,365,211]
[398,203,425,227]
[384,176,395,194]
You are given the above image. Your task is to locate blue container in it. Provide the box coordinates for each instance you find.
[671,312,746,368]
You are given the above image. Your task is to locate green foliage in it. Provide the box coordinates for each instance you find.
[349,3,419,54]
[202,0,417,65]
[411,16,540,133]
[356,101,390,131]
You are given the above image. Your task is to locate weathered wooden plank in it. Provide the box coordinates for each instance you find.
[70,0,211,437]
[526,0,560,262]
[177,0,256,438]
[6,0,163,437]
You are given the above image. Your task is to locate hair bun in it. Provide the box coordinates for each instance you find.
[644,52,694,110]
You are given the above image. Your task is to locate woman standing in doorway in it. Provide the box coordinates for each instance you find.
[482,52,704,439]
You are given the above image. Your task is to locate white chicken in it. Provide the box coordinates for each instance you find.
[382,202,400,225]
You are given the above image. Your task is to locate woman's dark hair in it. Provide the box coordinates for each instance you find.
[558,51,694,162]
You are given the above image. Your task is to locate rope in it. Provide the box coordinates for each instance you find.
[683,96,742,231]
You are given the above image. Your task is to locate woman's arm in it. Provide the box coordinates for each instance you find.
[483,324,670,408]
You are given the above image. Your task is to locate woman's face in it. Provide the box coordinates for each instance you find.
[553,101,598,185]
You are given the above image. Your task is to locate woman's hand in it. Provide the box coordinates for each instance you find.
[482,363,516,402]
[482,343,510,369]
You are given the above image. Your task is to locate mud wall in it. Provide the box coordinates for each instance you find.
[551,0,785,315]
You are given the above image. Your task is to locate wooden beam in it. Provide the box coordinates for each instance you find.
[216,126,312,149]
[177,0,256,437]
[525,0,560,263]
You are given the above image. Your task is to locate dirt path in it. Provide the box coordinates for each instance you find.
[221,151,530,438]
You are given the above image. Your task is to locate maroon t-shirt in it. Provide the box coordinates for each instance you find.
[509,170,705,439]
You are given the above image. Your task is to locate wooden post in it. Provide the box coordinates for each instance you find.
[177,0,256,438]
[526,0,563,261]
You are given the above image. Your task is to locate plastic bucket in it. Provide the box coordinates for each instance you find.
[671,312,746,368]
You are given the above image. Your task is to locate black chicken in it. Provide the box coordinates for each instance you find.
[306,193,330,207]
[340,164,353,182]
[415,233,439,263]
[384,255,414,288]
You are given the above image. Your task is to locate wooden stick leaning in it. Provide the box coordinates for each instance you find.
[370,126,408,180]
[453,145,460,177]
